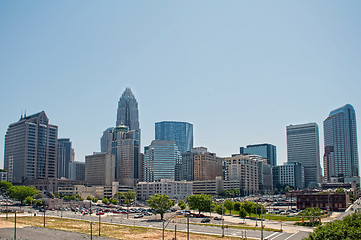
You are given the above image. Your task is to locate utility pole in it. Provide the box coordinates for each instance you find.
[98,214,101,236]
[43,210,46,228]
[90,221,93,240]
[222,199,224,237]
[187,216,190,240]
[14,211,17,240]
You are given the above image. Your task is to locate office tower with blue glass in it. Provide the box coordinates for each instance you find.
[155,121,193,153]
[143,140,181,182]
[4,111,58,183]
[286,123,321,188]
[324,104,359,183]
[240,143,277,166]
[57,138,75,179]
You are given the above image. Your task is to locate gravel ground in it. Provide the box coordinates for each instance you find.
[0,225,117,240]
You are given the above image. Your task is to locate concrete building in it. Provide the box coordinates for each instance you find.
[286,123,321,188]
[193,147,223,181]
[273,162,305,189]
[4,111,58,183]
[256,158,273,194]
[111,125,140,187]
[137,179,193,201]
[192,177,240,195]
[144,140,181,182]
[155,121,193,153]
[85,153,115,186]
[240,143,277,166]
[68,161,85,181]
[57,138,75,179]
[58,185,113,200]
[324,104,359,183]
[0,170,8,181]
[223,155,259,195]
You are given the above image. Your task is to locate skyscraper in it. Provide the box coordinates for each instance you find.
[143,140,181,182]
[323,104,359,183]
[286,123,321,188]
[4,111,58,183]
[240,143,277,166]
[155,121,193,153]
[57,138,74,179]
[116,88,140,131]
[100,127,114,153]
[111,125,140,187]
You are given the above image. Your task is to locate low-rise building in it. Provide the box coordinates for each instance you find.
[192,176,240,195]
[0,170,7,181]
[137,179,192,201]
[296,193,348,211]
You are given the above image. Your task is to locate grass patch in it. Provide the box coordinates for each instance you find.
[4,216,250,240]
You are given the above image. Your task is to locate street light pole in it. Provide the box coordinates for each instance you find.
[43,210,46,228]
[187,216,190,240]
[14,211,17,240]
[98,214,101,236]
[222,199,224,238]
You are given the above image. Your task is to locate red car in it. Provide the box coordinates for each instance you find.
[96,212,104,215]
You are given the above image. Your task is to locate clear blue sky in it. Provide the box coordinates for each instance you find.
[1,1,361,174]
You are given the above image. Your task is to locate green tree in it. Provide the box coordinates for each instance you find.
[114,190,137,205]
[299,207,324,224]
[234,202,241,212]
[87,196,92,200]
[146,194,175,220]
[242,201,255,217]
[92,198,98,203]
[215,204,225,215]
[306,212,361,240]
[284,185,290,192]
[35,199,43,207]
[336,188,345,194]
[239,208,248,223]
[252,203,266,217]
[102,198,109,204]
[178,200,187,210]
[224,199,234,214]
[8,185,38,204]
[187,194,213,214]
[24,196,34,205]
[109,198,118,205]
[69,195,76,201]
[0,181,13,193]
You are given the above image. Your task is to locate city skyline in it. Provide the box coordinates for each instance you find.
[1,1,361,174]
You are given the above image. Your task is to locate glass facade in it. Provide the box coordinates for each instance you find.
[143,140,181,182]
[240,143,277,166]
[323,104,359,183]
[155,121,193,153]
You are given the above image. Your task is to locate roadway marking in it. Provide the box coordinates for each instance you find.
[267,232,284,240]
[265,232,281,239]
[284,231,299,240]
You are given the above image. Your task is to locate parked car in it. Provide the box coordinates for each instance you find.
[201,218,210,223]
[96,212,104,215]
[134,214,144,218]
[213,216,223,220]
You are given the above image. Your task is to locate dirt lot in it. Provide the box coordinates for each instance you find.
[0,216,244,240]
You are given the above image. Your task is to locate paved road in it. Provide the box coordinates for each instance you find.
[337,200,361,220]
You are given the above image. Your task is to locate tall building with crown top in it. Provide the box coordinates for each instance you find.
[116,88,140,131]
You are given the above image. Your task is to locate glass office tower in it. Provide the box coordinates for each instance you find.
[240,143,277,166]
[324,104,359,183]
[155,121,193,153]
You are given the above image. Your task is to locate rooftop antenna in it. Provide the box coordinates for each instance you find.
[24,109,26,118]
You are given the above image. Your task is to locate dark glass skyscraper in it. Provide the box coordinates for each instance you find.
[155,121,193,153]
[57,138,74,179]
[240,143,277,166]
[323,104,359,183]
[116,88,140,131]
